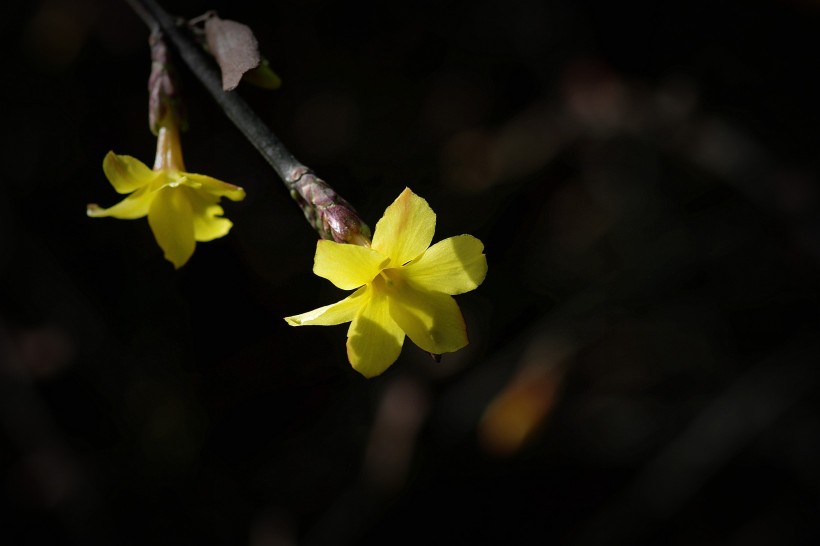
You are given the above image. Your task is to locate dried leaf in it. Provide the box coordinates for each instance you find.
[204,15,261,91]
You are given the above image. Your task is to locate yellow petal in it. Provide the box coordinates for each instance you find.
[346,290,405,378]
[148,187,195,269]
[371,187,436,266]
[285,286,368,326]
[386,277,468,355]
[194,206,232,242]
[314,240,389,290]
[187,189,233,242]
[186,173,246,201]
[102,152,157,194]
[403,235,487,295]
[87,186,154,219]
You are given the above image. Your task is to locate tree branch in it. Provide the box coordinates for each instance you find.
[125,0,371,244]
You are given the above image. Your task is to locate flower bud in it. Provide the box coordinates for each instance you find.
[289,171,371,245]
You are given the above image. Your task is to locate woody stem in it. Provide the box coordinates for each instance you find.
[126,0,301,183]
[125,0,372,244]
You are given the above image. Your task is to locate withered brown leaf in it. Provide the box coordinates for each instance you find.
[203,15,261,91]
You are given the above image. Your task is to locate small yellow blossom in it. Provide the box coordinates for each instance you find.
[285,188,488,378]
[87,123,245,268]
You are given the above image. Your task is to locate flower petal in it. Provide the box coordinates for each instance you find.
[346,290,405,378]
[285,286,368,326]
[87,186,153,219]
[194,206,232,242]
[387,278,468,355]
[148,187,195,269]
[185,173,246,201]
[371,188,436,266]
[314,240,389,290]
[103,152,157,194]
[186,189,233,242]
[403,235,487,295]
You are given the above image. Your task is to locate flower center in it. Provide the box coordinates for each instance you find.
[375,268,402,292]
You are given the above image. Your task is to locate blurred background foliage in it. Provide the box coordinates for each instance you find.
[2,0,820,544]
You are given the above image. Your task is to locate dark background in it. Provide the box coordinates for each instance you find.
[2,0,820,544]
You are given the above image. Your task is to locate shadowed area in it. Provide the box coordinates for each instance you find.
[2,0,820,545]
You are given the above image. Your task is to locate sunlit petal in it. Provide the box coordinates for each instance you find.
[285,286,368,326]
[404,235,487,294]
[186,173,246,201]
[148,187,195,269]
[371,188,436,266]
[347,291,405,378]
[314,240,389,290]
[87,186,153,219]
[102,152,157,194]
[387,278,468,355]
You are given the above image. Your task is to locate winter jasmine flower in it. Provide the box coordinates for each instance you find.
[87,121,245,269]
[286,188,487,377]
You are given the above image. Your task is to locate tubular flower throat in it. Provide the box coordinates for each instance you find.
[285,188,488,378]
[87,123,245,268]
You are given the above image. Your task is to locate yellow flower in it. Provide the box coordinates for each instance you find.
[285,188,488,378]
[87,123,245,269]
